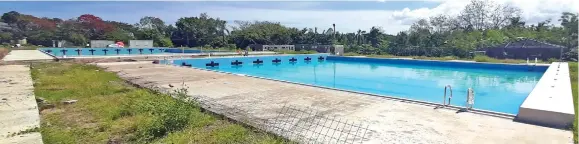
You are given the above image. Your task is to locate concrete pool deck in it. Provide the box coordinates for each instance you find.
[2,50,54,62]
[98,62,573,144]
[0,65,43,144]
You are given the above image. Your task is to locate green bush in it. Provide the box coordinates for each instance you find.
[547,58,559,63]
[226,44,237,50]
[563,50,578,62]
[473,55,493,62]
[32,63,286,143]
[569,62,578,143]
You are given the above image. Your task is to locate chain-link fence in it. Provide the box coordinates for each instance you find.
[191,95,371,144]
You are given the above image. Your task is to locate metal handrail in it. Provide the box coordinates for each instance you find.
[465,88,475,110]
[443,85,452,106]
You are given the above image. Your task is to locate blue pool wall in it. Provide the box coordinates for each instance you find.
[171,54,329,68]
[168,54,548,73]
[38,48,220,57]
[327,56,549,72]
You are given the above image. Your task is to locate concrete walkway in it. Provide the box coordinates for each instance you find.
[2,50,53,62]
[0,65,43,144]
[98,62,572,144]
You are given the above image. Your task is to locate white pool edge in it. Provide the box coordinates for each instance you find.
[516,62,575,128]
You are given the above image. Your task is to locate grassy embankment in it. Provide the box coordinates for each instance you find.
[31,63,288,143]
[568,62,577,143]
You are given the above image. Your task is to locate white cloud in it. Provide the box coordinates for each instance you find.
[39,0,574,35]
[148,0,576,34]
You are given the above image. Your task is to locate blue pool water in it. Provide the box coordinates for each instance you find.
[38,48,217,57]
[169,54,547,114]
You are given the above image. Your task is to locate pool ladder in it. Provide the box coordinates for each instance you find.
[465,88,475,111]
[526,57,538,71]
[441,85,475,112]
[442,85,453,107]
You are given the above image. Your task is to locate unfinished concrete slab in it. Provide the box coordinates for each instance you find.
[98,62,573,144]
[2,50,53,62]
[517,62,575,128]
[0,65,43,144]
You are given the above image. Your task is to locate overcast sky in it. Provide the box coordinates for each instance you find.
[1,0,577,34]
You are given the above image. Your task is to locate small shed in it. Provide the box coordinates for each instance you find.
[129,40,154,48]
[91,40,114,48]
[483,38,565,60]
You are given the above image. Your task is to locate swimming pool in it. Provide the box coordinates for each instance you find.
[169,54,548,114]
[38,48,221,57]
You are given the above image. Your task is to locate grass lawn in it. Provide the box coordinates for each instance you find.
[569,62,577,143]
[31,63,288,143]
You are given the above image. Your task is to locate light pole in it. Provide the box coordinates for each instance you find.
[332,23,336,40]
[332,23,337,54]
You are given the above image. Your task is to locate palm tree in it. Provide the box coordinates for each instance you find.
[314,27,318,44]
[357,29,362,45]
[361,30,367,45]
[368,27,381,47]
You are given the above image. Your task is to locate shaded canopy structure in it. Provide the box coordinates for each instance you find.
[483,38,565,61]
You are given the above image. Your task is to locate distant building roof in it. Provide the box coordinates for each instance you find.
[499,38,565,49]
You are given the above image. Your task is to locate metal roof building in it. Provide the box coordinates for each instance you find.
[483,38,566,60]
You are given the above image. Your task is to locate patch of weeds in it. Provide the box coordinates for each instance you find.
[568,62,577,143]
[32,62,288,143]
[473,55,493,62]
[213,124,250,143]
[38,102,55,111]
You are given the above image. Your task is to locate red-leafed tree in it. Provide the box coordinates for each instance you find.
[0,12,58,45]
[77,14,115,39]
[23,15,58,46]
[28,17,57,30]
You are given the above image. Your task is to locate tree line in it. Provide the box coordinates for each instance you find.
[0,0,577,59]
